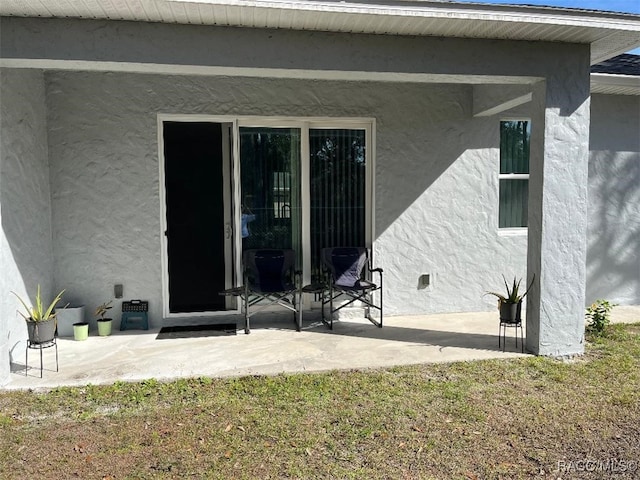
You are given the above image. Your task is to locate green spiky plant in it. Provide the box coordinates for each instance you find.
[11,285,65,322]
[485,274,535,305]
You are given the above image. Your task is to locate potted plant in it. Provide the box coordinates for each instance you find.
[485,275,535,322]
[95,301,113,336]
[12,286,65,344]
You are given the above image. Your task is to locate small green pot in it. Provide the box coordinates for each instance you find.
[73,322,89,341]
[97,318,112,337]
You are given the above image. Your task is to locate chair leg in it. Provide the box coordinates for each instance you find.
[39,346,43,378]
[55,340,59,372]
[244,287,250,334]
[321,289,331,328]
[329,285,334,329]
[292,292,299,330]
[296,291,302,332]
[379,290,383,328]
[25,345,28,377]
[378,278,383,328]
[364,290,383,328]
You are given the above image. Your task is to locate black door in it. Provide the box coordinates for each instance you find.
[163,122,226,313]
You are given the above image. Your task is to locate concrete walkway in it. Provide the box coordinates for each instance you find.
[4,306,638,391]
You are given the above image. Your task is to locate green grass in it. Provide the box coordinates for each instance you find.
[1,323,639,479]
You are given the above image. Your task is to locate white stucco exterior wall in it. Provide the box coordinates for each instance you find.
[587,93,640,305]
[526,50,591,357]
[0,16,599,360]
[45,71,529,326]
[0,68,54,384]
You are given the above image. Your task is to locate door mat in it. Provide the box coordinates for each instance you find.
[156,323,237,340]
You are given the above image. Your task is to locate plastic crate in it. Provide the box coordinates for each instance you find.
[122,300,148,312]
[120,300,149,330]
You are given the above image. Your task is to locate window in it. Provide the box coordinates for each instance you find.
[499,120,530,228]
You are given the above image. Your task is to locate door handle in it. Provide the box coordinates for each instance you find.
[225,223,232,239]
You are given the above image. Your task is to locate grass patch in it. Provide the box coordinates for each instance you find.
[1,323,639,479]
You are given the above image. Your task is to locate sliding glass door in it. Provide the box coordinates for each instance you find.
[237,121,370,296]
[309,129,366,283]
[160,116,371,317]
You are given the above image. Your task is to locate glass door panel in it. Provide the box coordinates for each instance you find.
[239,127,302,264]
[309,129,366,283]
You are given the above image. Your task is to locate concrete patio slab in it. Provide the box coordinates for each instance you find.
[4,306,638,391]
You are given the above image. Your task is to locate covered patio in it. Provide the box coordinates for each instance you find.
[6,306,639,390]
[2,1,639,386]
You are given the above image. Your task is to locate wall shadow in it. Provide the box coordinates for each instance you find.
[587,94,640,305]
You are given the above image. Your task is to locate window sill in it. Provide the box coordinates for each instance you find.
[498,228,528,237]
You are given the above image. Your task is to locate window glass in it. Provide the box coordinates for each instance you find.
[499,179,528,228]
[240,128,301,254]
[499,120,530,228]
[310,129,366,283]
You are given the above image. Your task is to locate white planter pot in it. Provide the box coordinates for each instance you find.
[55,305,85,337]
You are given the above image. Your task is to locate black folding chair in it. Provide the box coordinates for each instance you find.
[221,249,302,334]
[321,247,383,329]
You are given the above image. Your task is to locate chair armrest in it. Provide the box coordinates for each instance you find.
[370,267,383,273]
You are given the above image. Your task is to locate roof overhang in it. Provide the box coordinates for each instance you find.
[1,0,639,65]
[591,73,640,95]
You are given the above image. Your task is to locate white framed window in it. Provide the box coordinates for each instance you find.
[499,120,530,229]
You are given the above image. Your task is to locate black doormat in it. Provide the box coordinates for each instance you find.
[156,323,237,340]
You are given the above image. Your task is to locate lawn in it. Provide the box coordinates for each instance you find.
[1,323,638,479]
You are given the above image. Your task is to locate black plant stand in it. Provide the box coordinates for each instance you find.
[26,338,58,378]
[499,317,524,353]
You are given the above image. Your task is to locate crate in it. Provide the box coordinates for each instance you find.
[122,300,148,312]
[120,300,149,330]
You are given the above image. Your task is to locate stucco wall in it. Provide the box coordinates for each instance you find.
[525,58,591,357]
[0,68,54,384]
[587,93,640,305]
[46,71,528,325]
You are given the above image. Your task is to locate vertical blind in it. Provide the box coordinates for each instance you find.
[239,128,301,254]
[499,121,530,228]
[309,129,366,283]
[239,127,367,280]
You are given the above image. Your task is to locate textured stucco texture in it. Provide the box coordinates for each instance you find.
[525,59,592,357]
[44,71,528,327]
[587,93,640,306]
[0,69,55,385]
[1,22,634,375]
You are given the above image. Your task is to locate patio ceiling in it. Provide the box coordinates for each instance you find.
[1,0,639,64]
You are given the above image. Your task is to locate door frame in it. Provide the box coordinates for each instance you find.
[158,114,238,319]
[158,114,376,319]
